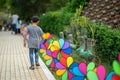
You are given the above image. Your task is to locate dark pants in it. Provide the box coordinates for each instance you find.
[11,24,17,34]
[17,28,21,33]
[0,26,2,31]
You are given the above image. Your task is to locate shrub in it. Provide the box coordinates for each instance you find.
[63,0,88,13]
[39,11,73,35]
[87,23,120,63]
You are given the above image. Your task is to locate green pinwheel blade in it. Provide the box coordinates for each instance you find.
[46,59,52,66]
[87,70,99,80]
[87,62,95,72]
[57,53,61,60]
[42,52,46,57]
[62,70,68,80]
[48,39,53,44]
[113,60,120,75]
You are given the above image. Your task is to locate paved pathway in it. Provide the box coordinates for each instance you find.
[0,31,55,80]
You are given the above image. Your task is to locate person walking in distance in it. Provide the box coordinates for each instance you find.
[11,14,19,34]
[24,16,44,70]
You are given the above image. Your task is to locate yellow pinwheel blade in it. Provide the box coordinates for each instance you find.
[44,55,51,60]
[48,43,53,49]
[46,32,50,38]
[42,33,47,39]
[67,57,73,67]
[94,67,97,72]
[53,41,60,49]
[42,32,50,39]
[39,49,45,53]
[50,41,60,52]
[56,69,66,76]
[50,45,60,52]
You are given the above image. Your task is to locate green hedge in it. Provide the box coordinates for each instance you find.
[88,24,120,63]
[62,0,88,13]
[39,11,73,35]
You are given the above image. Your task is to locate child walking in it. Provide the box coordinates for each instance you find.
[24,16,44,70]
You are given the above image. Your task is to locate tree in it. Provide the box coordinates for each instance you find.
[9,0,50,21]
[46,0,69,11]
[0,0,6,10]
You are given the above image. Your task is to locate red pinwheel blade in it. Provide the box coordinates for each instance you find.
[52,50,59,58]
[50,59,55,68]
[61,52,70,59]
[48,34,52,39]
[60,57,67,67]
[45,41,49,48]
[68,71,73,80]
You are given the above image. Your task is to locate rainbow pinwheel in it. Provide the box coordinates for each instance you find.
[39,33,54,67]
[50,38,72,58]
[39,33,53,54]
[43,38,72,68]
[86,62,106,80]
[40,33,67,68]
[71,62,87,80]
[39,39,53,55]
[43,49,59,68]
[21,23,28,35]
[40,38,71,66]
[44,38,72,68]
[40,32,53,51]
[72,61,106,80]
[70,62,85,80]
[56,57,75,80]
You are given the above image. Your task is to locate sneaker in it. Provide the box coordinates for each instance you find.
[29,65,35,70]
[36,63,40,66]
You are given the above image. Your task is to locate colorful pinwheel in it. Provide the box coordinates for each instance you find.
[71,62,87,80]
[71,61,106,80]
[21,23,28,35]
[40,33,66,68]
[56,57,75,80]
[39,38,53,57]
[43,49,58,68]
[70,62,85,80]
[39,33,54,67]
[44,38,72,68]
[50,38,72,59]
[39,32,53,54]
[86,62,106,80]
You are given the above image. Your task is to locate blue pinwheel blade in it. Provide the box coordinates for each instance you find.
[69,62,79,73]
[54,58,59,63]
[72,76,84,80]
[62,47,72,54]
[105,71,115,80]
[73,67,84,76]
[59,38,64,48]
